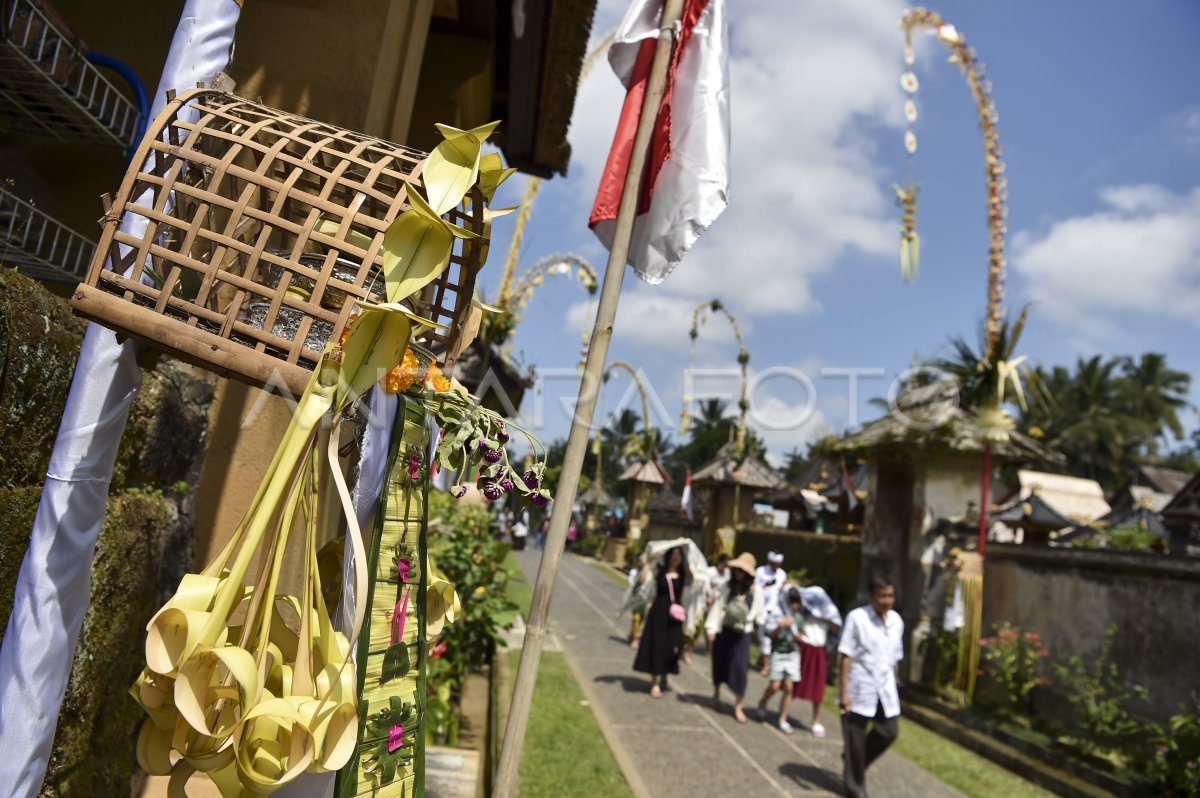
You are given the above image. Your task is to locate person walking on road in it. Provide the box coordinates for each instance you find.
[793,584,841,738]
[626,553,647,649]
[839,575,905,798]
[632,545,692,698]
[706,552,764,723]
[755,585,804,734]
[754,552,786,675]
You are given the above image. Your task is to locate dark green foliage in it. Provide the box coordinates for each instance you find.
[0,485,42,631]
[0,271,87,488]
[909,304,1193,489]
[977,623,1051,719]
[666,398,766,481]
[1019,354,1191,490]
[1075,525,1164,553]
[424,491,519,745]
[1051,624,1149,758]
[1140,706,1200,796]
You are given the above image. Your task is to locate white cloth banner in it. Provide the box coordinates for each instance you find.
[0,3,241,794]
[589,0,730,284]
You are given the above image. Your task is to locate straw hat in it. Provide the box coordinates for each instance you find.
[727,552,756,577]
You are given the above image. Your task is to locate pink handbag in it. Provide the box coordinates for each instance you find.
[667,576,687,623]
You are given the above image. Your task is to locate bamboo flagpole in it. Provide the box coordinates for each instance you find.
[491,1,687,794]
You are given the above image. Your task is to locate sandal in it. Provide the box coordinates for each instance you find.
[650,684,663,699]
[734,708,748,724]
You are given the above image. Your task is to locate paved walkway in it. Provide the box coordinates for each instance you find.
[511,550,964,798]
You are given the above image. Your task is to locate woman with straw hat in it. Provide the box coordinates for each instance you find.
[705,552,764,722]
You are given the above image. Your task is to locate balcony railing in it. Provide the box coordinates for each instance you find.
[0,185,95,283]
[0,0,139,146]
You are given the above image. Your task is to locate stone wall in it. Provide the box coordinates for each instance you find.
[735,526,861,614]
[983,544,1200,725]
[0,271,214,796]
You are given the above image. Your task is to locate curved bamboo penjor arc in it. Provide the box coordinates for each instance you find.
[900,7,1009,363]
[685,299,750,451]
[501,252,598,360]
[606,359,654,454]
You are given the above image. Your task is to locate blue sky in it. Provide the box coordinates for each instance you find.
[479,0,1200,462]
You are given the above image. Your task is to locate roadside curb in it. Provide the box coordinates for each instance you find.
[901,699,1123,798]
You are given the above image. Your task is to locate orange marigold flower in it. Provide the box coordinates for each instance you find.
[385,348,423,394]
[424,361,450,392]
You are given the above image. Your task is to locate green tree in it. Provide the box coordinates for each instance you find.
[1027,356,1135,487]
[667,399,765,480]
[1118,353,1191,456]
[781,446,813,481]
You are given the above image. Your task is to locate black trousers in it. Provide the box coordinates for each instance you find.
[842,702,899,798]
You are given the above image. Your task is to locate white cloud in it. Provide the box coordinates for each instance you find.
[565,287,741,352]
[1172,106,1200,149]
[1012,184,1200,336]
[564,0,906,319]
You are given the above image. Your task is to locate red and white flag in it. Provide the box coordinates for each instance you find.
[681,469,695,521]
[589,0,730,284]
[840,459,860,512]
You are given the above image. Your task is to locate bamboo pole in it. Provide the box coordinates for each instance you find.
[491,3,687,794]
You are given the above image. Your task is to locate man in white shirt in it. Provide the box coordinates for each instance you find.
[754,551,785,673]
[838,575,904,798]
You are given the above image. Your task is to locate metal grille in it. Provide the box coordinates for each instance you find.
[72,89,486,396]
[0,0,140,146]
[0,184,95,283]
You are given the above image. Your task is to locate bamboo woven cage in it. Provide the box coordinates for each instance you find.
[71,88,486,396]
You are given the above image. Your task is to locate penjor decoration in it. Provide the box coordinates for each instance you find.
[899,7,1009,361]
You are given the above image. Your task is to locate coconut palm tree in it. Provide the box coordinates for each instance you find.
[1119,353,1191,456]
[1031,356,1138,487]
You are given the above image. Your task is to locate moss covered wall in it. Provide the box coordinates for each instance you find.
[0,271,215,797]
[40,494,169,798]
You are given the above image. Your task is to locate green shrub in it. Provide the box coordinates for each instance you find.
[978,623,1050,718]
[425,491,519,745]
[1139,706,1200,796]
[1051,624,1148,760]
[1077,525,1164,553]
[575,532,603,558]
[624,538,644,568]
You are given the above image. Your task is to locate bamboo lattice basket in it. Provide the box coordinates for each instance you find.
[71,88,486,396]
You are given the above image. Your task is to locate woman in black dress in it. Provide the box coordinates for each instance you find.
[706,552,764,722]
[632,546,691,697]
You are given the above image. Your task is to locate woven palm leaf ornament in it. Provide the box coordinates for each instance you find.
[128,116,546,796]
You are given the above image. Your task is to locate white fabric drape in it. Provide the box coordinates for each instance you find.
[0,3,241,794]
[590,0,730,284]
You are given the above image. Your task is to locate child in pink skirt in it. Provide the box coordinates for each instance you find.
[793,586,841,737]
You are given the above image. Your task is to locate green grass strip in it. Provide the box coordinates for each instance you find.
[510,650,634,798]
